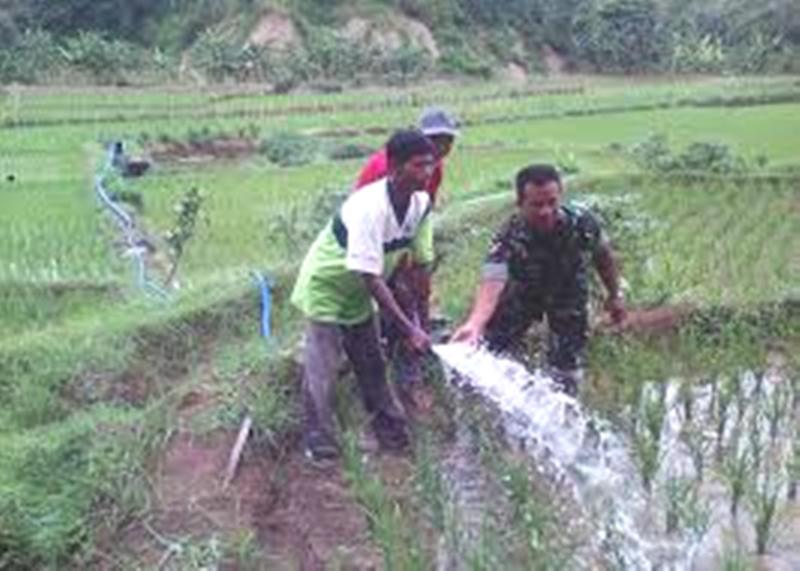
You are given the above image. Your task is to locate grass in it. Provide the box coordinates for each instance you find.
[341,429,428,570]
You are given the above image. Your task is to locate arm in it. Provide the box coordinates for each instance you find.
[451,217,515,344]
[411,212,434,329]
[360,272,430,351]
[451,279,506,344]
[594,242,627,325]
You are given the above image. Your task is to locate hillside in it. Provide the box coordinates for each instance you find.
[1,0,799,86]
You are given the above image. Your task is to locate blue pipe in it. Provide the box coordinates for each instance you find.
[95,141,168,299]
[251,271,272,338]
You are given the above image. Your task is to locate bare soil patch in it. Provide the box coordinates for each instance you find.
[100,386,384,569]
[149,137,258,163]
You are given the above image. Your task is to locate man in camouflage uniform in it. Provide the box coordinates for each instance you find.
[451,164,626,395]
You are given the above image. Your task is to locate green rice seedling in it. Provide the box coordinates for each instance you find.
[413,428,446,533]
[633,429,661,494]
[632,386,667,493]
[341,430,427,570]
[747,473,782,556]
[225,529,261,570]
[643,384,668,444]
[495,458,571,569]
[720,542,751,571]
[723,430,751,518]
[788,435,799,501]
[681,422,710,483]
[664,476,686,534]
[747,406,764,476]
[465,518,504,571]
[715,375,740,462]
[678,377,695,424]
[663,476,710,539]
[764,380,791,446]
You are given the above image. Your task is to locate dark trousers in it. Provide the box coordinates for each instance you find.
[302,317,405,440]
[484,281,588,377]
[380,260,427,386]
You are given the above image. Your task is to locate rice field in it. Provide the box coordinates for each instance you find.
[1,75,798,568]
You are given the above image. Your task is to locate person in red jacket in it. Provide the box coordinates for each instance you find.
[354,107,460,413]
[356,107,458,204]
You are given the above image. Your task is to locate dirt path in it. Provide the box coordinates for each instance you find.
[102,387,384,570]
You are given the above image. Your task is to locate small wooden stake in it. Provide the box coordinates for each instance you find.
[223,415,253,490]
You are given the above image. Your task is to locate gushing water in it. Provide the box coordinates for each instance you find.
[434,343,664,569]
[433,343,799,569]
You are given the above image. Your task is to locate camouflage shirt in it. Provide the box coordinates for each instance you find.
[482,205,608,306]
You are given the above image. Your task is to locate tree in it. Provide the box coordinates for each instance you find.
[573,0,667,72]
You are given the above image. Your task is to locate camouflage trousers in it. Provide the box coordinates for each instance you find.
[483,281,588,395]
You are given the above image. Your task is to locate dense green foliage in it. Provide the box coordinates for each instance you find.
[1,0,799,85]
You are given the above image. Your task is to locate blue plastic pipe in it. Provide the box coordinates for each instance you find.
[251,271,272,338]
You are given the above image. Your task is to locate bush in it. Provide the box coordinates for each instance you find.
[0,30,62,83]
[629,133,767,175]
[573,0,667,73]
[61,32,144,84]
[259,132,319,167]
[379,40,432,85]
[262,50,312,93]
[190,27,254,82]
[670,32,726,73]
[328,142,374,161]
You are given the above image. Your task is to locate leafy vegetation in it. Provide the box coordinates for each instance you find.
[1,0,800,84]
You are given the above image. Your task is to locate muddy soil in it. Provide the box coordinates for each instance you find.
[149,137,258,163]
[100,387,390,570]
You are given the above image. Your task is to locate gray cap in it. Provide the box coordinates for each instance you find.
[418,107,460,138]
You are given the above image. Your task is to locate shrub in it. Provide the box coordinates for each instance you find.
[189,27,260,82]
[0,30,61,83]
[379,40,432,85]
[61,31,143,84]
[670,32,726,73]
[328,142,374,161]
[573,0,667,73]
[629,133,766,175]
[259,132,319,167]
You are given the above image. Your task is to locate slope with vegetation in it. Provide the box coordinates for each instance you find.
[1,0,799,86]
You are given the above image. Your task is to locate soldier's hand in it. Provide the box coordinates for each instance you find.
[450,322,482,346]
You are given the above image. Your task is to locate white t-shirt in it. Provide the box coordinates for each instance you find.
[291,178,434,324]
[341,178,431,275]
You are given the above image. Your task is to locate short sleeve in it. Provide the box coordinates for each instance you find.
[481,217,516,281]
[576,210,609,256]
[412,212,434,266]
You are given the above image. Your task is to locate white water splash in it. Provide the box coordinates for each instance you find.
[434,343,693,570]
[434,343,800,570]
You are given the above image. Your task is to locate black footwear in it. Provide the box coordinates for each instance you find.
[372,413,410,451]
[304,430,339,461]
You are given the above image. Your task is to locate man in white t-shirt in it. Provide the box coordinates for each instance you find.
[291,130,435,461]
